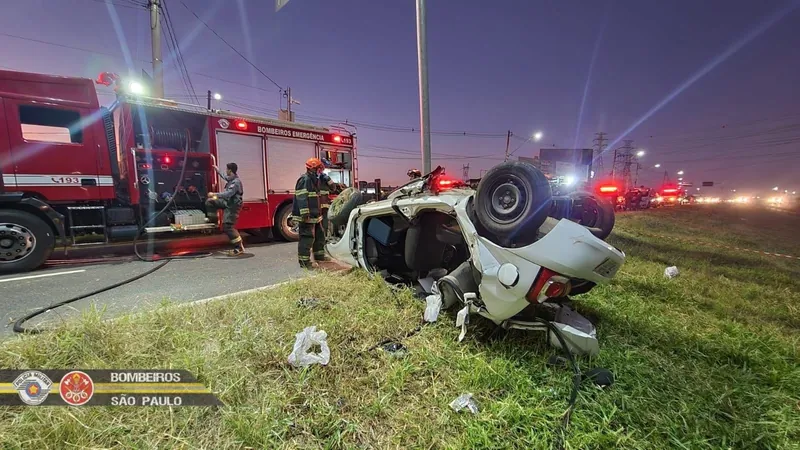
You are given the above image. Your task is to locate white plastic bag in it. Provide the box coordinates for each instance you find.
[288,326,330,368]
[664,266,680,279]
[455,306,469,342]
[424,283,442,322]
[449,393,479,414]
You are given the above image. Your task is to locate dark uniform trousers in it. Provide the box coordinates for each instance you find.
[293,173,333,267]
[206,197,243,247]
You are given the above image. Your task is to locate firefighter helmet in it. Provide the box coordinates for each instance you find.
[305,158,324,171]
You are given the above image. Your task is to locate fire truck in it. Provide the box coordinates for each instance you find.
[0,69,357,273]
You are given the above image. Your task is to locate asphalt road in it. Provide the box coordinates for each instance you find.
[0,242,306,338]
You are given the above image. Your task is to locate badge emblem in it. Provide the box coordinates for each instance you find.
[218,118,230,129]
[60,371,94,406]
[12,371,53,405]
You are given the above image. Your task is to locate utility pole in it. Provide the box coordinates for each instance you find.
[207,90,212,110]
[148,0,164,98]
[504,130,512,161]
[415,0,432,174]
[462,164,470,181]
[620,140,634,192]
[593,132,607,174]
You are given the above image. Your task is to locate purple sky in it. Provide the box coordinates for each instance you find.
[3,0,799,193]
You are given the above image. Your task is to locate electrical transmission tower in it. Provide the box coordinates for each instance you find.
[462,164,470,181]
[619,140,634,191]
[593,132,608,175]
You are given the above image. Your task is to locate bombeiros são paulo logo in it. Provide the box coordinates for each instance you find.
[60,371,94,406]
[12,371,53,405]
[218,118,230,129]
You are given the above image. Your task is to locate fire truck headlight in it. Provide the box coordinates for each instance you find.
[564,175,576,186]
[128,81,145,95]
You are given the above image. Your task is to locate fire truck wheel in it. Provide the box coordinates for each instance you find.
[474,161,552,247]
[274,204,299,242]
[568,191,616,241]
[0,209,55,274]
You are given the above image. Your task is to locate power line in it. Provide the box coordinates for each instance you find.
[161,0,199,104]
[178,0,283,90]
[84,0,148,10]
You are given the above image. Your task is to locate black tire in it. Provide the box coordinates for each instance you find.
[328,188,364,229]
[273,204,299,242]
[568,191,616,240]
[474,161,552,247]
[0,209,55,274]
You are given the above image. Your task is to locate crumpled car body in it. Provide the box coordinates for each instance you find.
[326,164,625,356]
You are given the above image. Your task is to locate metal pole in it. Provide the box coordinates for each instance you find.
[149,0,164,98]
[207,90,212,110]
[504,130,511,161]
[610,148,618,181]
[415,0,432,174]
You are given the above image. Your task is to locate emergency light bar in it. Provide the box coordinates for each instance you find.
[599,186,618,193]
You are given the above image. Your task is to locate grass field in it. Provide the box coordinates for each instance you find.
[1,205,798,449]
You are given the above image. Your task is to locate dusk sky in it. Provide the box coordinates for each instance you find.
[3,0,799,192]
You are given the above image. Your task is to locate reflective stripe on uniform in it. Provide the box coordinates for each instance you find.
[231,236,242,244]
[299,208,310,214]
[298,255,311,261]
[307,192,318,198]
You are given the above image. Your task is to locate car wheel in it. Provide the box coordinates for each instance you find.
[474,161,552,246]
[274,204,299,242]
[0,209,55,274]
[328,187,364,229]
[568,191,616,240]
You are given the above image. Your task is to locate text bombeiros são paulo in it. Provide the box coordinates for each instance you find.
[109,372,182,383]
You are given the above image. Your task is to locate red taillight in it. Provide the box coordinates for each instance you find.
[435,176,464,191]
[235,120,247,130]
[599,185,618,193]
[164,156,172,164]
[526,268,572,303]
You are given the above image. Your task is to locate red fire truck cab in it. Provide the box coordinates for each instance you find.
[0,69,357,273]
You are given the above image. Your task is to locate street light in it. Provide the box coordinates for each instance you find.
[678,177,683,181]
[213,93,222,101]
[654,163,661,168]
[677,170,684,175]
[772,186,779,191]
[533,131,543,141]
[636,150,645,157]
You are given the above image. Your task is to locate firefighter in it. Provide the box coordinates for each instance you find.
[207,162,245,256]
[293,158,344,268]
[407,169,422,180]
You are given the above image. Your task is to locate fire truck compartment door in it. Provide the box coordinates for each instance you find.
[266,138,316,192]
[215,131,266,201]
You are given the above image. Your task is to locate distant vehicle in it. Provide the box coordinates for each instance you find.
[325,162,625,356]
[659,184,684,206]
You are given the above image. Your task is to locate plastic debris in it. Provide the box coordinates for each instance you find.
[424,291,443,323]
[297,297,320,309]
[664,266,680,279]
[288,326,330,368]
[455,306,469,342]
[449,393,479,414]
[381,342,407,358]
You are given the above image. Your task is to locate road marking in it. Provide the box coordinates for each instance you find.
[0,269,86,284]
[106,274,317,324]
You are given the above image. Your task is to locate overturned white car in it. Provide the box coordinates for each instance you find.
[326,162,624,356]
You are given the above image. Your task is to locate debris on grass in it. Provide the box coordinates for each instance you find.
[381,341,407,358]
[296,297,321,309]
[287,326,330,368]
[664,265,680,279]
[455,305,469,342]
[449,393,479,414]
[423,286,442,323]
